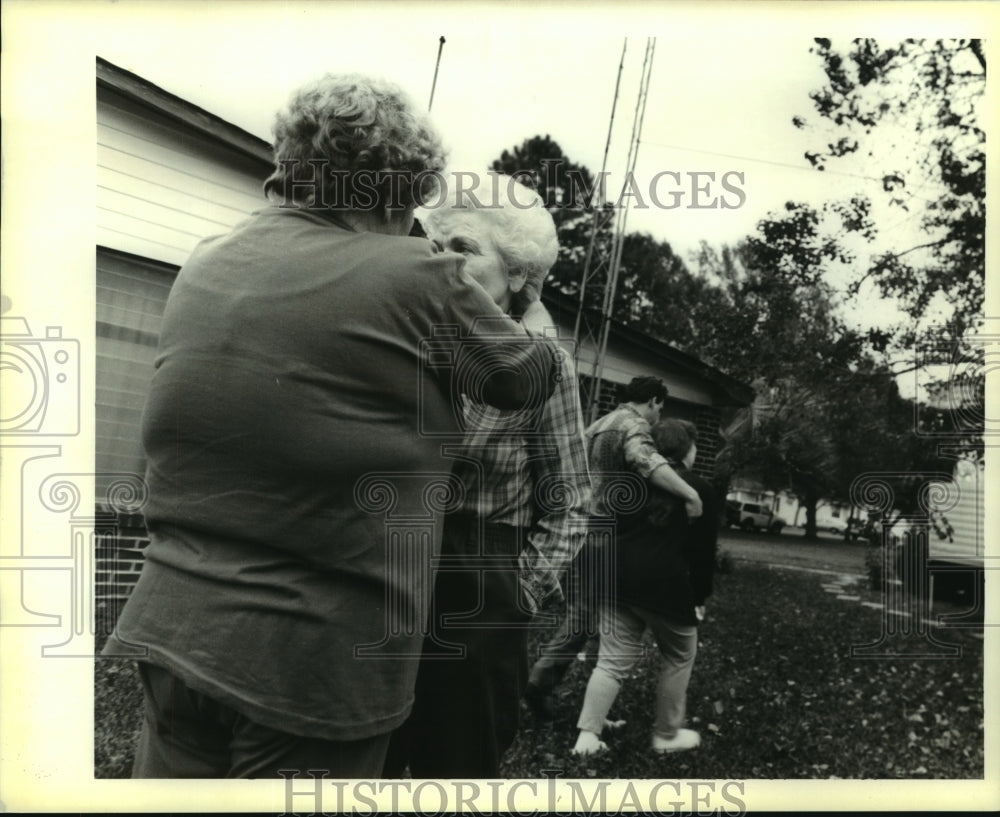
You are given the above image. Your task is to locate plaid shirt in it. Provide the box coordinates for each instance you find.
[585,403,671,518]
[451,343,592,611]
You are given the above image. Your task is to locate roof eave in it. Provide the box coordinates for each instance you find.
[97,56,273,168]
[541,289,755,407]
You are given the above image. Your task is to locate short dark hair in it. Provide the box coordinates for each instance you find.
[651,419,697,463]
[622,376,668,405]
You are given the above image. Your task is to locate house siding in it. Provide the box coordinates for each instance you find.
[929,463,984,566]
[97,88,267,265]
[96,249,177,503]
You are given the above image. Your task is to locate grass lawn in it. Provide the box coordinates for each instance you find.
[95,562,984,780]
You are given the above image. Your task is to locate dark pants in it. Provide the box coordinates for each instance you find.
[527,539,606,692]
[384,518,531,778]
[131,662,390,778]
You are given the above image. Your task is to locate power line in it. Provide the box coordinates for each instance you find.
[640,139,950,201]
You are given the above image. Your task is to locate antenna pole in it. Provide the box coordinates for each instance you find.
[573,38,626,351]
[429,36,446,112]
[587,37,657,424]
[572,39,627,415]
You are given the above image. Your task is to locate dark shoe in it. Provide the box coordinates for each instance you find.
[524,682,554,721]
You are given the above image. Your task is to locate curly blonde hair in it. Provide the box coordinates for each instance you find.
[264,74,447,210]
[424,175,558,316]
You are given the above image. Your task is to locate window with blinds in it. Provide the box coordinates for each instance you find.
[96,247,177,508]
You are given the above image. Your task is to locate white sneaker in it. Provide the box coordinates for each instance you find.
[572,731,608,756]
[652,728,701,753]
[604,718,627,731]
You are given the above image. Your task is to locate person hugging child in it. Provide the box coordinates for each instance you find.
[572,418,718,756]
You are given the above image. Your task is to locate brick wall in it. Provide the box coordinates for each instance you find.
[691,405,722,481]
[577,373,623,421]
[96,511,149,607]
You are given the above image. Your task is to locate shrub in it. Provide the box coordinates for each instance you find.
[864,543,884,591]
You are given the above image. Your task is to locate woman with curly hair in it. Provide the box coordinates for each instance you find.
[263,73,446,219]
[105,75,553,778]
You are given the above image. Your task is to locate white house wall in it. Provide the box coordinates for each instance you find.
[97,91,267,266]
[929,463,984,566]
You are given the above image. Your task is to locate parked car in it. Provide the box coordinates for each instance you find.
[725,500,785,533]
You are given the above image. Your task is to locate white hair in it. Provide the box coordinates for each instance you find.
[424,175,558,315]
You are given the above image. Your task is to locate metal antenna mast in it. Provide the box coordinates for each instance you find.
[428,36,446,112]
[575,38,657,424]
[572,38,626,382]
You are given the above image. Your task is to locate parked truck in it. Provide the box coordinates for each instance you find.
[725,499,786,533]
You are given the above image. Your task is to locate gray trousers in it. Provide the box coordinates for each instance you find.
[576,603,697,739]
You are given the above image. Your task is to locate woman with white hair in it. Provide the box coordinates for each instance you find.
[424,176,560,319]
[105,78,553,778]
[384,177,593,778]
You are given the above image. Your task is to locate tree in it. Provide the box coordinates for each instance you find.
[717,382,839,538]
[704,202,873,538]
[490,134,598,222]
[824,363,936,529]
[795,38,985,354]
[692,202,868,379]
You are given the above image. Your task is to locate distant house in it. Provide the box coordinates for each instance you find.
[927,457,984,567]
[95,57,753,604]
[921,382,985,567]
